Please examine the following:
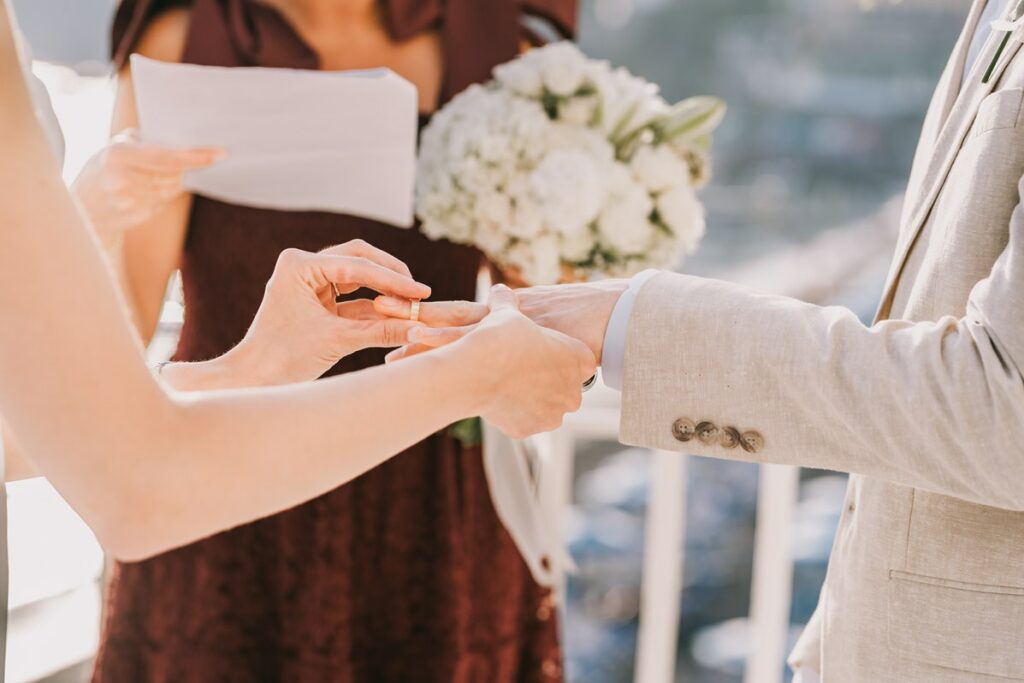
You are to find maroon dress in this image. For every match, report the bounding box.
[92,1,577,681]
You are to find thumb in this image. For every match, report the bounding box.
[488,284,519,312]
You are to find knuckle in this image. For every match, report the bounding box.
[276,247,304,269]
[379,324,404,347]
[570,392,583,412]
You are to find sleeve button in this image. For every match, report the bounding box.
[672,418,696,442]
[740,431,765,454]
[719,426,741,449]
[696,421,719,444]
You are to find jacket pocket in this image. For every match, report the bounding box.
[887,570,1024,680]
[972,88,1024,138]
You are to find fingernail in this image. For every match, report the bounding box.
[416,283,432,297]
[406,326,424,343]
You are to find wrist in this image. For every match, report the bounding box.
[436,335,501,419]
[160,343,279,392]
[216,340,283,388]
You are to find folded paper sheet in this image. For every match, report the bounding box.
[131,55,418,226]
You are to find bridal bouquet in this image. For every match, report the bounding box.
[416,42,725,285]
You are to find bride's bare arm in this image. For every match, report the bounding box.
[0,9,594,561]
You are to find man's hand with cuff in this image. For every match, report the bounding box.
[377,270,657,392]
[515,270,658,390]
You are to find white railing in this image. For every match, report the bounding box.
[543,388,799,683]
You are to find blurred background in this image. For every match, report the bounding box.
[8,0,966,681]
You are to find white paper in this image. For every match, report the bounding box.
[131,55,418,227]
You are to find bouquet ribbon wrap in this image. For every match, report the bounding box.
[482,421,576,588]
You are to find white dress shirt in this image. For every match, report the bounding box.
[599,2,1005,680]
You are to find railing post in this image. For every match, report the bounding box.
[634,450,688,683]
[744,464,800,683]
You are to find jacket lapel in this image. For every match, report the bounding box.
[875,0,1022,320]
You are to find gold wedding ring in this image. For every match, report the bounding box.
[409,299,421,322]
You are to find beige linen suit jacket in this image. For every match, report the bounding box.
[618,1,1024,680]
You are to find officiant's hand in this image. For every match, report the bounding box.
[221,241,432,387]
[71,128,225,236]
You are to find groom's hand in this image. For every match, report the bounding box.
[514,280,629,362]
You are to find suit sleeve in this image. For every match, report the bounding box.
[619,175,1024,511]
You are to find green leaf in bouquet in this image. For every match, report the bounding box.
[609,99,644,147]
[449,417,483,447]
[653,96,726,146]
[541,92,561,119]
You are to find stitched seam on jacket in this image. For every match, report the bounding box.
[889,569,1024,595]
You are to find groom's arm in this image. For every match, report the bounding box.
[614,193,1024,511]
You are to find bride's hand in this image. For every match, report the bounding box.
[221,241,432,387]
[382,285,596,439]
[71,129,224,238]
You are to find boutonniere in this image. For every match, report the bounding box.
[984,0,1024,83]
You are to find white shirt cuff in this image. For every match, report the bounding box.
[792,669,821,683]
[600,269,660,391]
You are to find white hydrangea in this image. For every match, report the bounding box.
[507,235,563,286]
[560,228,597,262]
[598,177,655,255]
[529,149,607,237]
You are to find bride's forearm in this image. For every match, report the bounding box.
[121,347,481,560]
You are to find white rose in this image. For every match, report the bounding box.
[494,59,544,97]
[539,42,588,97]
[597,179,655,255]
[529,149,606,237]
[630,145,690,193]
[656,183,706,252]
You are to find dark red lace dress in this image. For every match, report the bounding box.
[92,1,577,681]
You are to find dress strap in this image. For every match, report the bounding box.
[384,0,579,101]
[439,0,521,101]
[111,0,190,70]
